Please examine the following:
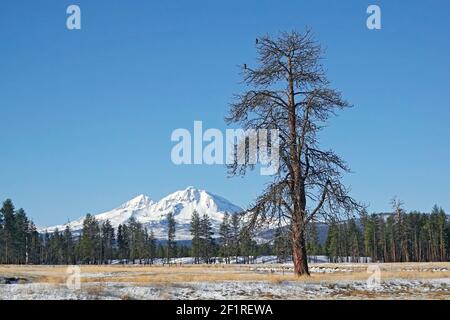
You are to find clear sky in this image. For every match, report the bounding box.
[1,0,449,227]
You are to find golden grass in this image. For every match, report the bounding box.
[1,262,450,285]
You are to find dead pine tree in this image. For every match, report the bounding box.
[226,30,363,276]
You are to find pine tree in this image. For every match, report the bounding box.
[147,229,157,264]
[325,220,339,263]
[28,222,42,264]
[128,217,146,264]
[47,229,64,264]
[346,219,362,263]
[230,214,241,263]
[117,224,130,263]
[361,213,377,262]
[219,212,231,263]
[41,231,50,264]
[240,229,255,264]
[432,205,447,261]
[101,220,115,264]
[385,215,396,262]
[156,243,165,260]
[226,30,362,275]
[306,222,321,262]
[190,210,201,264]
[62,226,75,264]
[14,208,29,264]
[79,214,101,264]
[200,214,214,264]
[274,225,289,263]
[177,244,190,258]
[1,199,16,264]
[166,211,176,264]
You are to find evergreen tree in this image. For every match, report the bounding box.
[177,244,190,258]
[346,219,362,263]
[117,224,130,263]
[147,229,157,264]
[306,222,321,262]
[200,214,214,263]
[190,210,201,264]
[128,217,146,264]
[166,212,176,263]
[218,212,231,263]
[274,225,289,263]
[14,208,29,264]
[1,199,16,264]
[156,243,165,260]
[230,214,241,263]
[362,213,377,262]
[325,220,341,263]
[62,226,75,264]
[101,220,115,264]
[28,222,42,264]
[240,229,256,264]
[432,205,447,261]
[79,214,101,264]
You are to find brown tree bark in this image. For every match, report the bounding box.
[291,218,309,276]
[286,56,310,276]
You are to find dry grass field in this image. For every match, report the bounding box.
[1,262,450,299]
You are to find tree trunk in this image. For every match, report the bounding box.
[292,230,309,276]
[292,226,309,276]
[286,55,309,276]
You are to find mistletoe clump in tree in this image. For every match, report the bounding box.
[226,30,363,276]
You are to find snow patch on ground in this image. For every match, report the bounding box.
[2,278,450,300]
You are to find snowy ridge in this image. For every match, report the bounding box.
[41,187,242,240]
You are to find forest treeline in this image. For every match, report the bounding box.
[0,199,263,264]
[0,198,448,264]
[324,205,449,263]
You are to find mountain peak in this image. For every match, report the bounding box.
[42,188,243,240]
[162,186,204,203]
[184,186,204,193]
[183,185,203,195]
[119,194,153,209]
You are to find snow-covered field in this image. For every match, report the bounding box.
[2,279,450,300]
[1,262,450,300]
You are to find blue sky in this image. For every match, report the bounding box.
[0,0,449,226]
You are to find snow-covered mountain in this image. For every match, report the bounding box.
[41,187,243,240]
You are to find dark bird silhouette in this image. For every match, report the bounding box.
[244,63,247,70]
[255,38,259,44]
